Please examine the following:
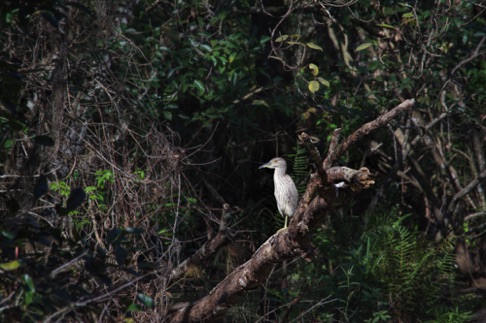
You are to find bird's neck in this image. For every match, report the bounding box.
[274,167,286,178]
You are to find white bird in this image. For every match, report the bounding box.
[259,157,299,228]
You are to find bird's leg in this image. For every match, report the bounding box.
[276,216,289,233]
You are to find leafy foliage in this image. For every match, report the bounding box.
[281,213,472,322]
[0,0,485,321]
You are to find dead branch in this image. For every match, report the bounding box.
[326,99,415,168]
[323,128,342,169]
[448,168,486,217]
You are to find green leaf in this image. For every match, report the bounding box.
[376,23,395,29]
[275,35,288,42]
[402,12,414,18]
[163,110,172,120]
[306,42,323,51]
[22,274,35,292]
[0,260,21,271]
[317,77,330,87]
[199,44,212,52]
[126,303,142,312]
[193,80,205,95]
[308,80,320,93]
[251,100,269,107]
[137,293,154,308]
[308,63,319,76]
[356,43,373,52]
[1,230,15,240]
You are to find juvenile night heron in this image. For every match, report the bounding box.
[259,157,299,228]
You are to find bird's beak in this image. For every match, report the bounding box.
[259,162,269,169]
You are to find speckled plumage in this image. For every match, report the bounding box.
[259,157,299,227]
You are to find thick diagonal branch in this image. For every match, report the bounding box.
[168,167,373,322]
[325,99,415,168]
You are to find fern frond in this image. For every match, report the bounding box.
[289,142,310,194]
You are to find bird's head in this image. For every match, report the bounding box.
[259,157,287,170]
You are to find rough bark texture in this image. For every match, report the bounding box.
[168,99,415,322]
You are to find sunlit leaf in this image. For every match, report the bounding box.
[306,42,323,51]
[317,77,330,87]
[251,100,269,107]
[275,35,289,42]
[308,63,319,76]
[356,43,373,52]
[0,260,21,271]
[376,23,395,29]
[308,80,320,93]
[302,107,317,120]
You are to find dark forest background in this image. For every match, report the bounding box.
[1,0,485,321]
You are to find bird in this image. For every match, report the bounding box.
[259,157,299,228]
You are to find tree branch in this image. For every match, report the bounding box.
[325,99,415,167]
[168,99,414,322]
[448,168,486,217]
[168,167,373,322]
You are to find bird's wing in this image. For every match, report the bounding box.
[283,175,299,216]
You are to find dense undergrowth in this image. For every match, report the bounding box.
[1,0,485,321]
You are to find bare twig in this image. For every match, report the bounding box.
[448,168,486,217]
[439,36,486,95]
